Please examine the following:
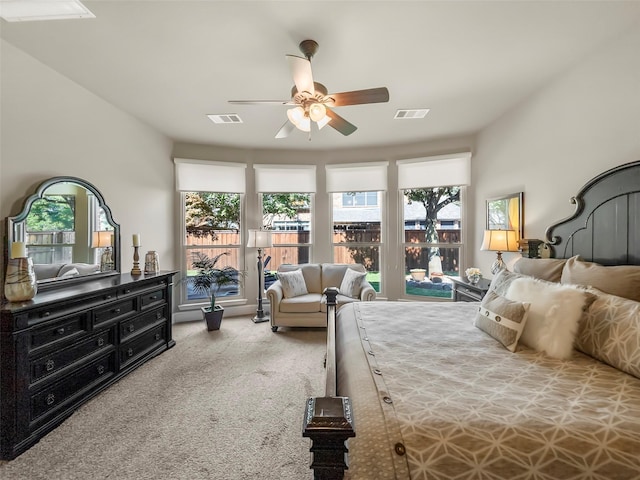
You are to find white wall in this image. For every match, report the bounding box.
[472,25,640,275]
[1,40,176,277]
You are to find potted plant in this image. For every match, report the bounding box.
[190,251,242,331]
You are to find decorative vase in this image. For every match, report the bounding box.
[202,305,224,331]
[467,273,482,285]
[4,257,37,302]
[144,250,160,274]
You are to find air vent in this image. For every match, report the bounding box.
[207,114,243,124]
[394,109,430,120]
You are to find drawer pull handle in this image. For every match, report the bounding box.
[105,294,113,300]
[156,312,162,320]
[97,338,105,347]
[124,289,131,294]
[46,393,55,406]
[154,333,161,341]
[113,308,121,314]
[150,295,158,300]
[127,348,134,357]
[56,327,66,335]
[46,359,55,371]
[43,311,51,317]
[128,324,135,333]
[97,365,105,375]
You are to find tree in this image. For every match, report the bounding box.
[405,187,460,268]
[262,193,310,228]
[185,192,240,238]
[26,195,75,232]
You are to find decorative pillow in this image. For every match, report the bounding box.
[339,268,367,299]
[487,269,526,297]
[505,277,594,359]
[278,269,308,298]
[575,288,640,379]
[474,291,530,352]
[561,256,640,303]
[512,257,566,283]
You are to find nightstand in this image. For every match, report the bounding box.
[449,277,491,302]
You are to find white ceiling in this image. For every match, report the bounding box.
[2,1,640,151]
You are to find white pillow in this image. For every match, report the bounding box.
[339,268,366,299]
[278,269,308,298]
[505,277,592,359]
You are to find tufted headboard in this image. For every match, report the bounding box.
[544,160,640,266]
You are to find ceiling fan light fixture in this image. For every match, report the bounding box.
[308,103,327,122]
[317,116,331,130]
[297,117,311,132]
[287,106,305,126]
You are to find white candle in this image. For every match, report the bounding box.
[11,242,27,259]
[132,234,141,247]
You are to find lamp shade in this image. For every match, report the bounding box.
[92,231,113,248]
[247,229,273,248]
[480,230,518,252]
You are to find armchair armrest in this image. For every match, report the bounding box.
[358,279,376,302]
[267,281,284,305]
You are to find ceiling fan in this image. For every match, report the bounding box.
[228,40,390,139]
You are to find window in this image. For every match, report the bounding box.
[255,164,316,281]
[341,192,378,207]
[26,194,76,264]
[327,162,388,294]
[175,159,247,306]
[398,153,471,300]
[262,193,312,285]
[183,192,242,302]
[332,192,382,292]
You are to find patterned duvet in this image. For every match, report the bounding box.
[335,301,640,480]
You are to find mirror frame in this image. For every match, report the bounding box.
[486,192,524,241]
[6,176,121,291]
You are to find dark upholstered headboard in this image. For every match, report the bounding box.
[544,160,640,266]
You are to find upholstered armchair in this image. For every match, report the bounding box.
[266,263,376,332]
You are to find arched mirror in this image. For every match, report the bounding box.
[6,176,121,291]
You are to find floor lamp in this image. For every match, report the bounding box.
[247,229,273,323]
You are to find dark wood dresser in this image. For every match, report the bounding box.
[0,271,177,460]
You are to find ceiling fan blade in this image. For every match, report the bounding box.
[326,87,389,107]
[286,54,314,95]
[275,121,296,139]
[228,100,294,105]
[325,108,357,136]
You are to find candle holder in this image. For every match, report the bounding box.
[131,246,142,276]
[4,257,37,302]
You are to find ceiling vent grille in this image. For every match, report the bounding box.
[207,114,243,124]
[394,109,430,120]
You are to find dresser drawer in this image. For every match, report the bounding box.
[120,306,166,342]
[30,328,115,385]
[118,278,168,298]
[119,324,166,369]
[30,353,115,422]
[93,298,137,327]
[24,293,114,325]
[30,313,89,352]
[141,289,166,310]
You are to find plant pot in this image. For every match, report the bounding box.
[410,268,426,282]
[202,305,224,331]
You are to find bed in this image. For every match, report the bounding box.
[303,160,640,480]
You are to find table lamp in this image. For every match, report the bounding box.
[481,229,519,274]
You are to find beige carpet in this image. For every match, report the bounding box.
[0,317,326,480]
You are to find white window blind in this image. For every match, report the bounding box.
[254,164,316,193]
[325,162,388,192]
[397,152,471,189]
[174,158,246,193]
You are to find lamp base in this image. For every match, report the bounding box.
[490,252,506,275]
[252,313,269,324]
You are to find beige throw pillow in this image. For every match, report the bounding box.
[512,257,566,283]
[475,291,530,352]
[339,268,366,299]
[561,256,640,303]
[278,269,308,298]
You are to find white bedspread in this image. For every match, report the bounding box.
[336,301,640,480]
